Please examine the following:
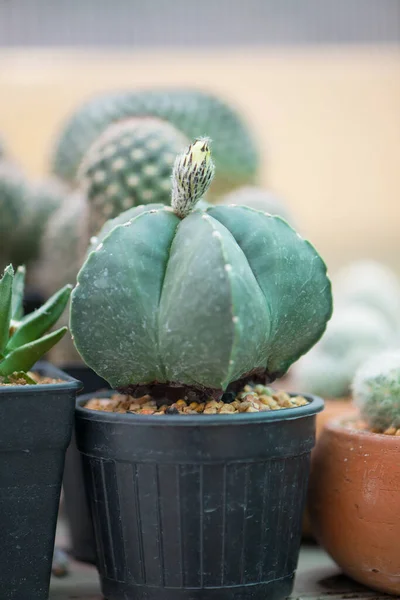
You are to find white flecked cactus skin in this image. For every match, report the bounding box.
[353,350,400,431]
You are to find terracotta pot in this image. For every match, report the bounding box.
[302,398,356,539]
[308,419,400,595]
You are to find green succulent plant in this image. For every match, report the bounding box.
[78,117,188,235]
[51,89,259,197]
[0,265,71,383]
[353,350,400,431]
[70,139,332,397]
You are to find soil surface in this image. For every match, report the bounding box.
[85,383,309,415]
[0,371,64,386]
[345,419,400,436]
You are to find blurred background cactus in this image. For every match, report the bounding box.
[353,350,400,432]
[78,117,188,235]
[51,89,260,198]
[291,261,400,399]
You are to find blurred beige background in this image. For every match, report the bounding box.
[0,46,399,274]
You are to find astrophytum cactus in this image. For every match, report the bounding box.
[353,350,400,431]
[51,89,259,196]
[70,139,332,396]
[0,265,70,383]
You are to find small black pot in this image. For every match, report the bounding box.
[0,362,82,600]
[62,366,110,564]
[76,391,323,600]
[23,288,45,315]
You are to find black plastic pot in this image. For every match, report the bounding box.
[76,391,323,600]
[0,362,82,600]
[62,366,110,564]
[23,288,45,315]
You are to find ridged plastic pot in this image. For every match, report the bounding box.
[76,391,323,600]
[62,366,110,564]
[0,362,82,600]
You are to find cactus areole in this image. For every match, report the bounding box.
[70,139,332,399]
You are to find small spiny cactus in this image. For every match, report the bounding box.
[0,265,70,383]
[352,350,400,431]
[78,118,189,235]
[70,139,332,396]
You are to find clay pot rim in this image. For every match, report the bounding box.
[325,417,400,445]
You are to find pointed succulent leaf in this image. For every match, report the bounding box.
[7,284,72,351]
[0,327,68,377]
[0,265,14,354]
[11,265,26,321]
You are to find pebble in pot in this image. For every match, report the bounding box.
[70,138,332,600]
[309,349,400,595]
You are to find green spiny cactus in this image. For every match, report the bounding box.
[78,117,188,235]
[70,139,332,396]
[219,186,295,226]
[51,89,259,196]
[34,189,88,298]
[334,260,400,331]
[33,190,89,366]
[292,305,394,398]
[0,265,70,383]
[0,163,65,273]
[352,350,400,431]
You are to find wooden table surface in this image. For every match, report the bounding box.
[1,46,400,275]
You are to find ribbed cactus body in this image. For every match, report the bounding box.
[78,118,188,235]
[71,203,332,393]
[353,351,400,430]
[220,186,295,225]
[51,89,259,195]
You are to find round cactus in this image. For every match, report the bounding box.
[78,117,188,235]
[70,140,332,395]
[219,186,295,225]
[292,305,395,398]
[334,260,400,331]
[51,89,259,196]
[353,350,400,431]
[0,162,28,270]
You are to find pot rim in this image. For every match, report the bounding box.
[76,390,324,426]
[324,416,400,443]
[0,360,82,394]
